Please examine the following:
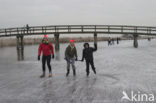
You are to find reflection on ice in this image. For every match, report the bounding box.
[55,51,60,61]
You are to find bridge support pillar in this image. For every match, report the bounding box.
[133,35,138,48]
[54,33,60,60]
[54,33,60,51]
[16,36,24,61]
[94,33,97,46]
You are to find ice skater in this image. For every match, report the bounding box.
[116,37,120,44]
[111,38,115,45]
[38,35,54,78]
[26,24,29,33]
[108,37,112,46]
[65,39,78,76]
[81,43,97,76]
[148,37,151,41]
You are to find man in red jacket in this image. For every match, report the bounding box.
[38,35,54,78]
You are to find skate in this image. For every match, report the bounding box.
[66,69,70,77]
[40,73,45,78]
[66,72,69,77]
[49,72,52,77]
[86,73,89,77]
[93,69,96,74]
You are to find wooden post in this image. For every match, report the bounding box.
[94,33,97,46]
[21,36,24,60]
[54,33,60,60]
[54,33,60,51]
[16,35,24,61]
[16,36,20,61]
[133,34,138,48]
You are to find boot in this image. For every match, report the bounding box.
[66,69,70,77]
[49,72,52,77]
[86,72,89,77]
[93,69,96,74]
[73,69,76,76]
[40,72,45,78]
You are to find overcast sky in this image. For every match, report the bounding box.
[0,0,156,28]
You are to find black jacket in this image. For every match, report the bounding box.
[82,44,97,61]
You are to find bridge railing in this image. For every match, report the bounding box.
[0,25,156,37]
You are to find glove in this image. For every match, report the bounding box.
[65,56,68,60]
[52,54,54,59]
[38,55,40,61]
[75,57,78,61]
[94,43,97,48]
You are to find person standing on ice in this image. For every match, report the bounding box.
[81,43,97,76]
[38,35,54,78]
[65,40,78,76]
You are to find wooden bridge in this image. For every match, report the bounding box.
[1,25,156,37]
[0,25,156,60]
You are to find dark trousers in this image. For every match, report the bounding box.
[86,59,96,75]
[42,55,51,73]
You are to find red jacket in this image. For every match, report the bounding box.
[38,43,54,56]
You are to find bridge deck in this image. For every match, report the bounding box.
[0,25,156,37]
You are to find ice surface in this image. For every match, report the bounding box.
[0,39,156,103]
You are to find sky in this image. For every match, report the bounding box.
[0,0,156,28]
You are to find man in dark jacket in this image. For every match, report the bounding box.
[81,43,97,76]
[38,35,54,78]
[65,40,78,76]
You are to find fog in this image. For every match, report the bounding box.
[0,0,156,28]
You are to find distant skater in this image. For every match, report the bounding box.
[148,37,151,41]
[111,38,115,45]
[38,35,54,78]
[65,40,78,76]
[108,37,111,46]
[26,24,29,33]
[81,43,97,76]
[117,37,119,44]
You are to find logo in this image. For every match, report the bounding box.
[121,91,155,102]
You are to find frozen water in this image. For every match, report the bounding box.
[0,39,156,103]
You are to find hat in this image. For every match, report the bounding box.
[70,39,74,43]
[43,35,48,39]
[84,42,89,47]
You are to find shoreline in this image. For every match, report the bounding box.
[0,36,154,47]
